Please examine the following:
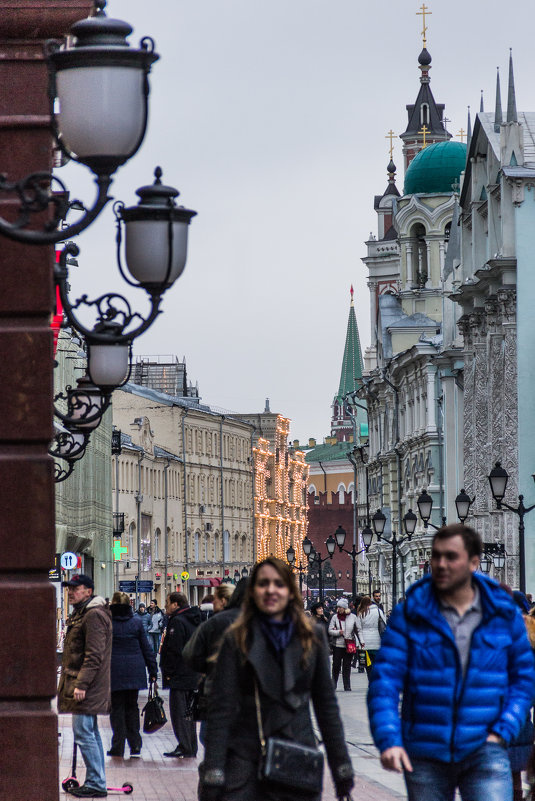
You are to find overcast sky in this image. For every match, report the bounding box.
[65,0,535,444]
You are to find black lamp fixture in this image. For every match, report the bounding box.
[325,533,336,557]
[480,543,506,573]
[0,1,159,245]
[49,169,196,481]
[455,489,474,523]
[241,567,249,578]
[286,545,296,565]
[487,461,535,593]
[403,508,418,536]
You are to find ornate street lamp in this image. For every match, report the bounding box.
[488,461,534,593]
[0,1,160,245]
[455,489,474,523]
[403,509,418,536]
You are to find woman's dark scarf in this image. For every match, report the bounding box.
[258,613,295,655]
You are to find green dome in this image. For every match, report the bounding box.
[404,141,467,195]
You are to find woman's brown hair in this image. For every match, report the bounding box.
[230,557,317,663]
[357,596,372,617]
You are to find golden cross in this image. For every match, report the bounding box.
[456,128,466,142]
[419,125,429,147]
[416,4,432,48]
[385,129,396,160]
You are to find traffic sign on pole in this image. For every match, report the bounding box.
[60,552,77,570]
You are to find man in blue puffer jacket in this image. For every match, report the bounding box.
[368,523,534,801]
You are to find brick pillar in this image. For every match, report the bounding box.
[0,4,92,799]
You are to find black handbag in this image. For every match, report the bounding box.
[141,680,167,733]
[254,681,324,794]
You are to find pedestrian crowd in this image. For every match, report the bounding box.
[57,522,535,800]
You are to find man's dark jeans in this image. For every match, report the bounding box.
[404,742,512,801]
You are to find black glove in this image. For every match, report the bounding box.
[198,784,223,801]
[335,775,354,799]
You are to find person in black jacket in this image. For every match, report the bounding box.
[198,557,354,801]
[107,592,157,758]
[183,579,248,744]
[160,591,202,758]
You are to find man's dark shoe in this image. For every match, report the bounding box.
[163,746,185,757]
[177,752,196,758]
[106,749,123,757]
[129,749,141,758]
[69,785,107,798]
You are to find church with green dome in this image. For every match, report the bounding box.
[404,140,467,195]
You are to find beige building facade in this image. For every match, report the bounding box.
[112,384,255,605]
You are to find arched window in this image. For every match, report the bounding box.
[223,530,230,562]
[128,522,135,559]
[420,103,429,126]
[194,531,200,561]
[337,483,346,504]
[154,528,161,562]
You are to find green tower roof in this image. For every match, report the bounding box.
[404,140,467,195]
[336,287,364,402]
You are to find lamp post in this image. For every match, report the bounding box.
[488,461,534,593]
[329,524,373,599]
[286,545,306,594]
[303,536,331,602]
[416,489,447,531]
[0,1,172,794]
[479,543,507,575]
[370,508,415,605]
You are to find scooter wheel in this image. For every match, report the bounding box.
[62,778,80,791]
[122,784,134,794]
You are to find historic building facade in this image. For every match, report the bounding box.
[112,383,255,605]
[357,39,466,609]
[452,54,535,590]
[236,403,309,565]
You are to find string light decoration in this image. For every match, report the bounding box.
[251,419,309,563]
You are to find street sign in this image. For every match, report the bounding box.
[181,571,190,581]
[60,552,77,570]
[113,540,128,561]
[118,580,154,593]
[49,553,61,582]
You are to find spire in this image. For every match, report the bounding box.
[336,289,364,402]
[494,67,502,133]
[466,105,472,152]
[480,90,484,113]
[507,48,518,123]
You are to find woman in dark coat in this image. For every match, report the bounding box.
[198,557,354,801]
[107,592,158,758]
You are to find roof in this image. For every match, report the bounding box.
[305,441,354,464]
[404,141,467,195]
[336,296,364,401]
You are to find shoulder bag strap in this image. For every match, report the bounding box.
[254,680,267,757]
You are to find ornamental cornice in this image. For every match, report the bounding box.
[396,193,456,234]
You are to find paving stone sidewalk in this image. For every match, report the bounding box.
[58,668,406,801]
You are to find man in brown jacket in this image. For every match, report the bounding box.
[58,574,112,798]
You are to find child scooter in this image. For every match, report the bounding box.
[62,742,133,795]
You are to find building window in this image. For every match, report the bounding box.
[141,513,151,571]
[223,530,230,562]
[154,527,161,562]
